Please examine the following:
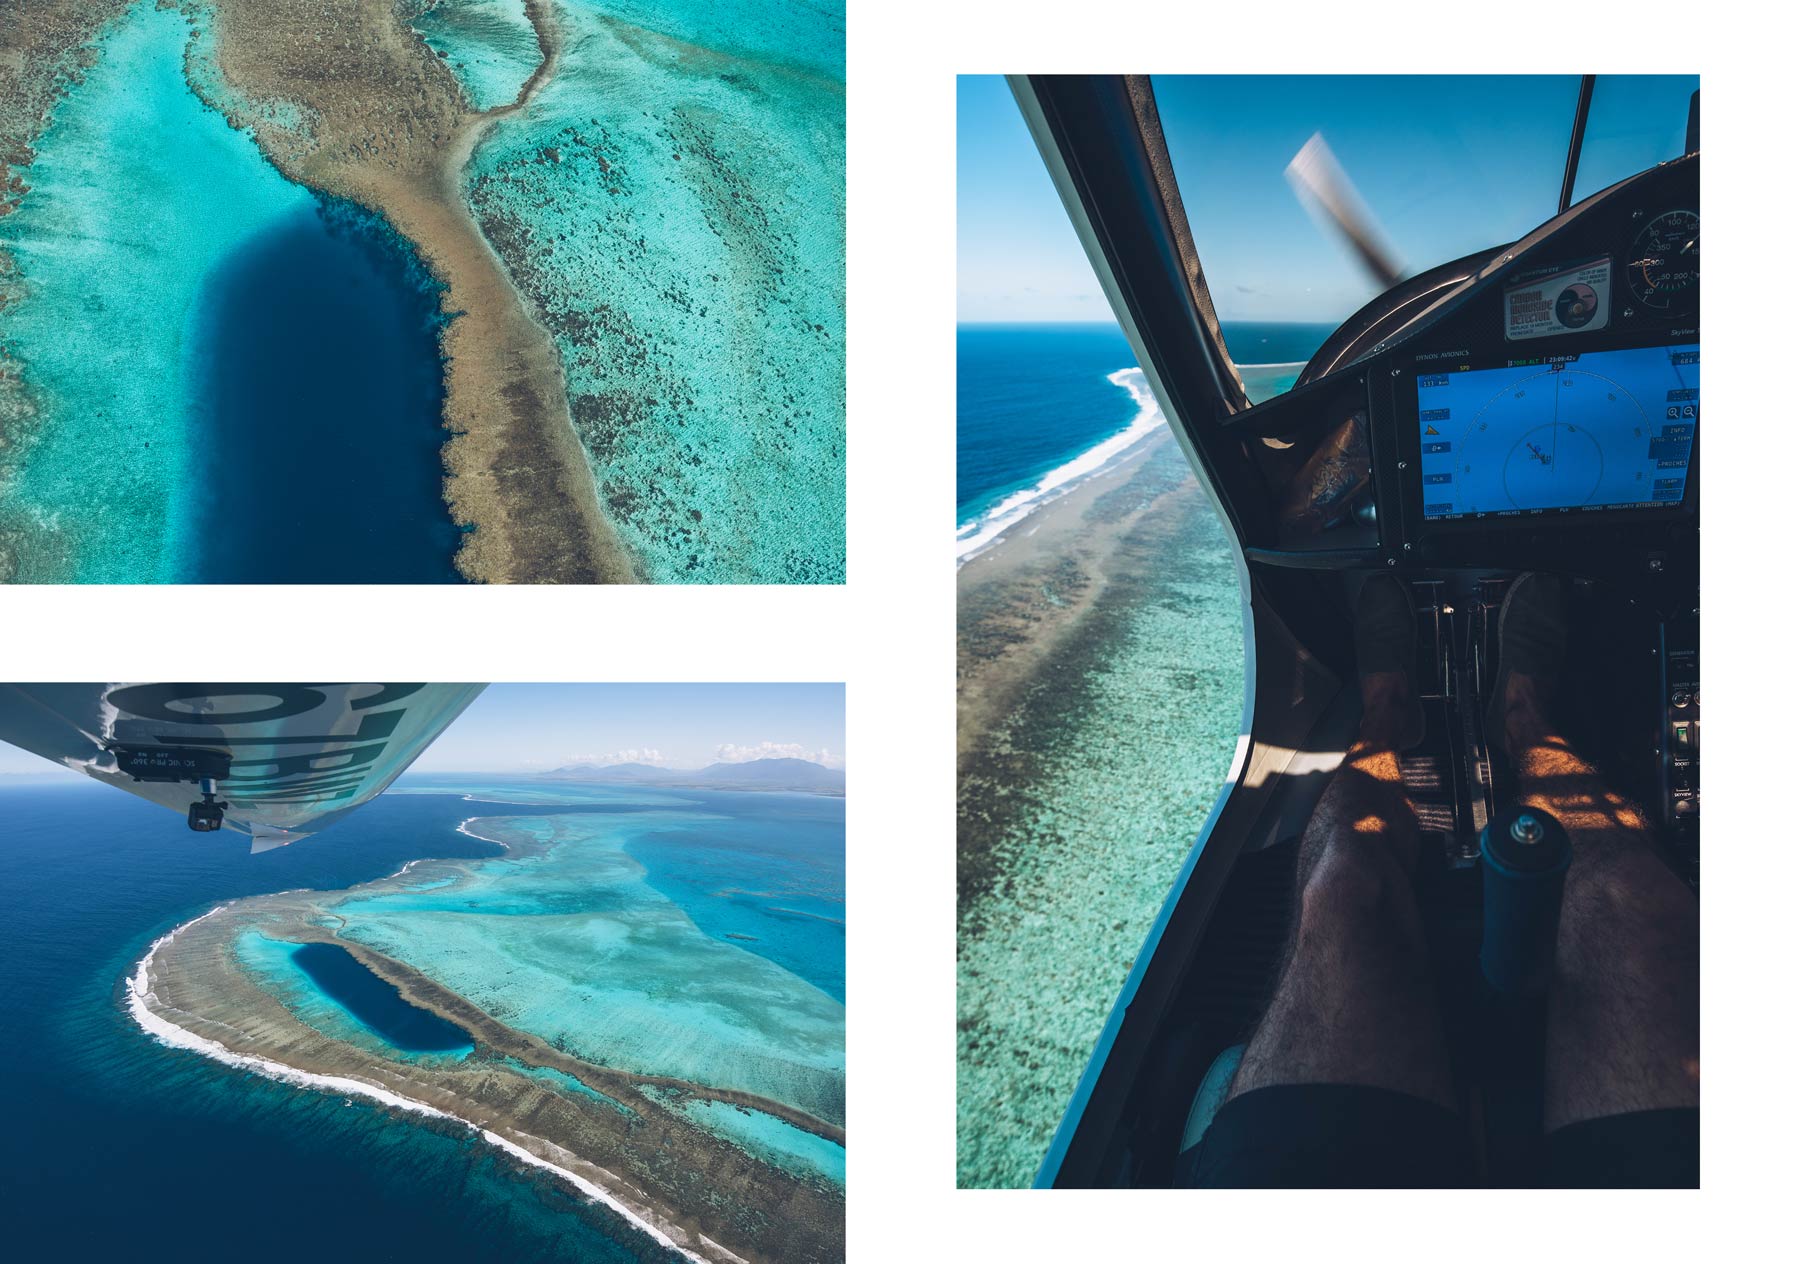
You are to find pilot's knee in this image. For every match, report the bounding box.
[1563,845,1696,953]
[1300,839,1399,928]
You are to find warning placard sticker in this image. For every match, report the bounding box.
[1503,257,1612,342]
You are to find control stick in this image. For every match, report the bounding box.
[1479,806,1572,995]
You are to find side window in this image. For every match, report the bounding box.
[956,74,1249,1188]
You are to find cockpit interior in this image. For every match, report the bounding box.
[1013,74,1698,1188]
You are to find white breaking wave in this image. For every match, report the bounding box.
[126,909,702,1262]
[457,817,514,857]
[955,366,1166,567]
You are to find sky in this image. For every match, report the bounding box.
[415,683,845,772]
[0,683,847,778]
[958,74,1698,327]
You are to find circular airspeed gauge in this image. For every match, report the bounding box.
[1627,209,1699,310]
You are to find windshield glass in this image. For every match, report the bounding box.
[1568,75,1699,204]
[1150,74,1697,397]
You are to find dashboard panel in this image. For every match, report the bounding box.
[1382,169,1699,565]
[1345,154,1695,585]
[1228,152,1697,593]
[1377,155,1698,553]
[1398,340,1697,523]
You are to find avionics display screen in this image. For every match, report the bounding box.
[1416,343,1697,520]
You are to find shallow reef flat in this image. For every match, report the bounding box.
[1,1,469,581]
[332,811,846,1125]
[0,2,131,229]
[0,1,315,581]
[180,0,636,583]
[412,0,544,112]
[139,804,845,1262]
[0,0,629,582]
[463,0,846,582]
[0,0,533,581]
[648,1088,845,1189]
[1,0,844,583]
[956,429,1247,1187]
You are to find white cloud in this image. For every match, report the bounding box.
[597,749,669,767]
[713,741,843,769]
[567,748,669,766]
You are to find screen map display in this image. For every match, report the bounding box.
[1416,343,1697,520]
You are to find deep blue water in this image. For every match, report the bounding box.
[956,323,1140,524]
[179,196,465,583]
[623,791,847,1003]
[291,942,474,1052]
[0,780,680,1263]
[1221,321,1341,367]
[955,321,1337,527]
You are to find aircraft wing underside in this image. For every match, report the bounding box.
[0,683,484,849]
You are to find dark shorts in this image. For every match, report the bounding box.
[1174,1084,1698,1188]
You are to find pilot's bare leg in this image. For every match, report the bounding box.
[1501,672,1700,1129]
[1228,666,1456,1110]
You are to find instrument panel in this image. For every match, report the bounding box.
[1627,209,1700,311]
[1373,155,1699,569]
[1407,341,1697,522]
[1230,153,1698,588]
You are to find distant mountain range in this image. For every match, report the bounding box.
[545,761,675,781]
[542,757,845,794]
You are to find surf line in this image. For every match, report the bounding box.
[126,909,704,1263]
[955,366,1167,567]
[457,815,516,849]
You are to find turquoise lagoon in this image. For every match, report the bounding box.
[412,0,543,112]
[235,930,476,1060]
[0,0,308,581]
[0,0,459,582]
[646,1088,846,1188]
[460,0,847,582]
[510,1057,638,1116]
[0,0,846,584]
[322,783,846,1131]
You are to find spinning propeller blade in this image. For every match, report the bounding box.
[1285,132,1405,290]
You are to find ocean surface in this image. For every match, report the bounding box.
[290,941,476,1052]
[327,793,846,1125]
[177,198,463,582]
[956,320,1272,1186]
[956,432,1249,1188]
[955,321,1335,562]
[0,773,841,1259]
[0,1,461,583]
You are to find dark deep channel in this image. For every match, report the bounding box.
[289,942,473,1052]
[180,196,465,582]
